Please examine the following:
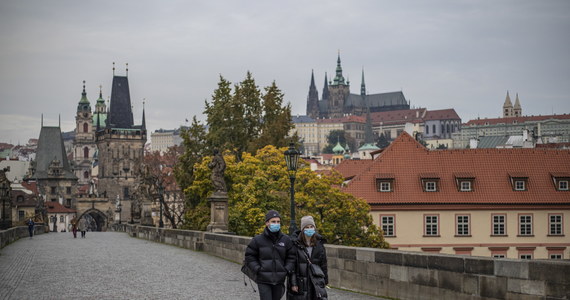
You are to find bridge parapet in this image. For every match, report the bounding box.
[121,225,570,300]
[0,224,47,249]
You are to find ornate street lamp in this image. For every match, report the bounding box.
[284,142,300,235]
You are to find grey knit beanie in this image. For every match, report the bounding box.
[300,215,315,229]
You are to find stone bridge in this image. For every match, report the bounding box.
[1,225,569,299]
[0,227,377,300]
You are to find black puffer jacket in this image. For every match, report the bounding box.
[245,227,296,285]
[288,232,328,299]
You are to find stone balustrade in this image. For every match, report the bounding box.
[123,224,570,299]
[0,224,47,248]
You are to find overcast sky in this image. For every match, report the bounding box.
[1,0,569,144]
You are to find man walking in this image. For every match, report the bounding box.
[244,210,296,300]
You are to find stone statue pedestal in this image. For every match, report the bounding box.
[141,202,154,226]
[207,192,228,232]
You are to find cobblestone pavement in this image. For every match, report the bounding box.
[0,232,381,300]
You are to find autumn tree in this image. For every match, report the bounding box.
[141,146,186,228]
[184,145,389,248]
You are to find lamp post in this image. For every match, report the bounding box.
[284,142,300,236]
[158,183,164,228]
[0,180,7,230]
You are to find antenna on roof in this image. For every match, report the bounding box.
[113,62,115,76]
[126,63,128,77]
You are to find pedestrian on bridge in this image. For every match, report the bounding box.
[78,217,87,238]
[26,218,34,238]
[287,215,328,300]
[245,210,296,300]
[70,216,78,238]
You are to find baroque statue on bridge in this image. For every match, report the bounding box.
[208,149,226,194]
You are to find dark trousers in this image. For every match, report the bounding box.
[81,231,86,238]
[257,283,285,300]
[28,227,33,237]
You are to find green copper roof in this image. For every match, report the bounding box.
[79,81,90,104]
[333,141,345,154]
[358,143,380,151]
[92,113,107,127]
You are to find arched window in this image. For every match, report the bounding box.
[83,171,89,179]
[83,122,89,133]
[432,125,436,134]
[447,124,450,134]
[83,147,89,158]
[426,125,429,135]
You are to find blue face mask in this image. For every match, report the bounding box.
[304,228,315,237]
[268,223,281,233]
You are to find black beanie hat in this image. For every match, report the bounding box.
[265,210,281,222]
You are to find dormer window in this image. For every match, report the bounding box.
[454,173,475,192]
[509,172,528,191]
[420,173,440,192]
[551,173,570,191]
[376,173,395,192]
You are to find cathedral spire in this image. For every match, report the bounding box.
[322,72,330,101]
[360,68,366,96]
[142,99,146,131]
[310,69,316,89]
[332,52,346,85]
[79,80,89,104]
[503,90,513,118]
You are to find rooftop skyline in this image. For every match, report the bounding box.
[1,0,569,144]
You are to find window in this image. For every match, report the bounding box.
[489,247,508,258]
[432,125,436,134]
[381,215,395,237]
[83,171,89,179]
[50,186,56,194]
[425,181,437,191]
[460,181,472,191]
[426,125,429,135]
[492,214,506,235]
[66,187,71,194]
[559,180,569,190]
[549,214,563,235]
[380,182,391,191]
[66,199,71,207]
[456,215,470,236]
[83,122,89,133]
[59,216,64,223]
[425,215,439,236]
[548,247,565,259]
[17,195,24,202]
[550,254,562,259]
[84,147,89,158]
[123,187,129,199]
[18,210,25,221]
[375,174,394,192]
[520,254,532,259]
[493,254,506,258]
[519,214,533,236]
[514,180,525,191]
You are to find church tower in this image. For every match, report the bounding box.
[328,53,350,118]
[503,91,513,118]
[306,70,320,119]
[513,93,522,117]
[73,81,97,184]
[96,64,147,223]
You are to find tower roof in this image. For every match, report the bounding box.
[333,141,345,154]
[108,75,134,129]
[332,52,346,86]
[78,80,90,105]
[33,126,76,180]
[503,91,513,108]
[514,93,521,109]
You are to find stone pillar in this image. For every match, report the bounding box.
[207,192,228,232]
[141,202,154,226]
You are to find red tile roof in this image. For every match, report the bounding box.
[343,132,570,205]
[45,201,76,213]
[465,113,570,126]
[317,115,365,124]
[423,109,460,121]
[334,159,374,180]
[369,109,425,126]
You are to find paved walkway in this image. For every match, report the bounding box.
[0,232,381,300]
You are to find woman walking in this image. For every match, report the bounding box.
[78,217,87,238]
[288,216,328,300]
